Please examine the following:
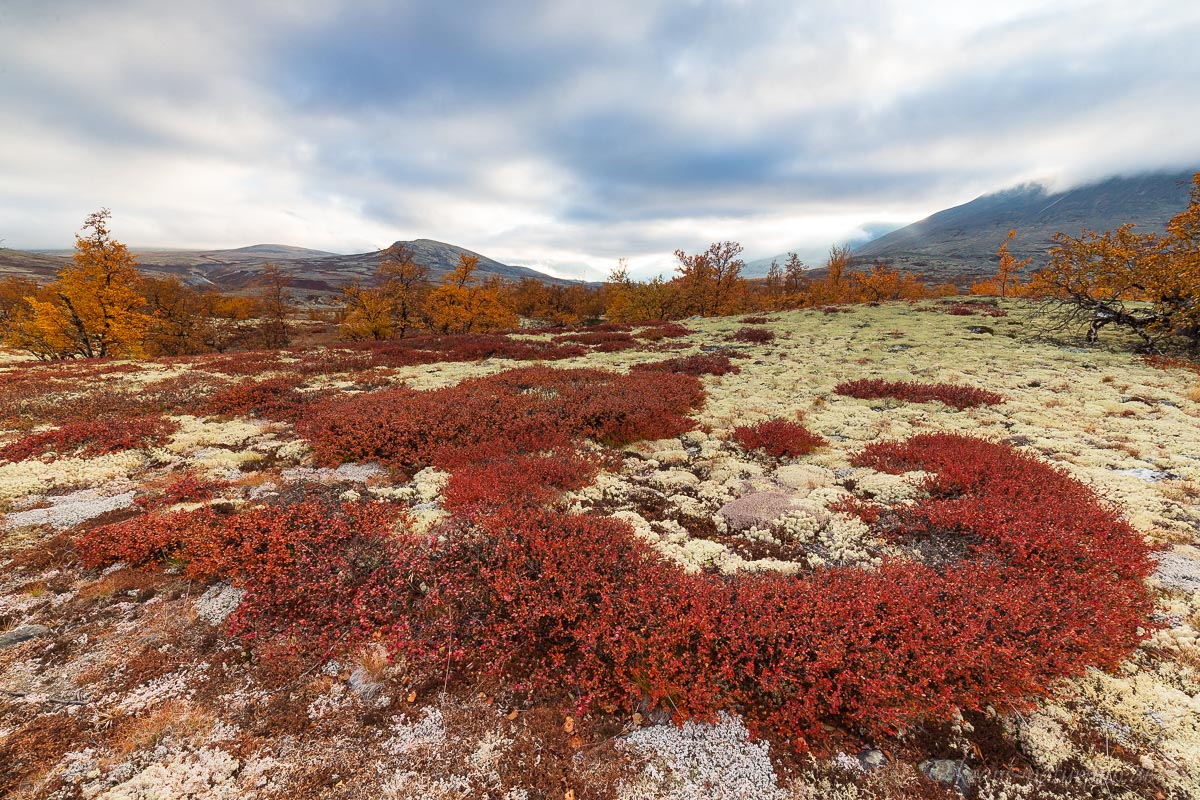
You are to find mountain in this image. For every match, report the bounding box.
[850,169,1198,282]
[743,222,906,278]
[7,239,578,298]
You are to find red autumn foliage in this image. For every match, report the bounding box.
[835,378,1003,409]
[297,366,704,476]
[731,418,825,458]
[927,301,1008,318]
[135,472,228,510]
[381,434,1153,747]
[635,322,692,340]
[76,433,1153,752]
[203,376,311,420]
[730,327,776,344]
[358,334,587,368]
[632,353,741,377]
[0,416,179,463]
[442,449,599,513]
[77,500,408,656]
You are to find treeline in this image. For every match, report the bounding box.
[1,211,964,360]
[1,211,296,360]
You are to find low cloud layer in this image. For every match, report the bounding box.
[2,0,1198,278]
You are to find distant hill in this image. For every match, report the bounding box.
[6,239,578,298]
[850,169,1198,283]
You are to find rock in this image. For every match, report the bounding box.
[858,749,886,771]
[0,624,50,650]
[194,584,245,626]
[919,759,973,794]
[967,325,994,335]
[1155,551,1200,593]
[1114,467,1169,482]
[718,492,799,532]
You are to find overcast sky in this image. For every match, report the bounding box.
[1,0,1198,279]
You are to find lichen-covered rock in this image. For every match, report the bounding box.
[718,491,801,532]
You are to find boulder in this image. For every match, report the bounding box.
[0,624,50,650]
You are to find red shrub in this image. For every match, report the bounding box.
[195,351,288,376]
[731,418,825,458]
[203,376,310,420]
[75,433,1152,751]
[741,316,776,324]
[636,322,692,340]
[632,353,740,377]
[731,327,776,344]
[297,366,705,476]
[0,416,179,463]
[135,473,228,510]
[940,301,1008,318]
[75,507,218,570]
[76,498,409,656]
[382,433,1154,748]
[442,449,598,512]
[835,378,1003,409]
[358,334,587,368]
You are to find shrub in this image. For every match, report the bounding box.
[75,434,1153,752]
[297,366,705,476]
[203,376,310,420]
[730,327,775,344]
[632,353,740,377]
[731,418,825,458]
[636,322,692,340]
[76,499,409,656]
[135,473,228,510]
[0,415,179,463]
[382,435,1153,748]
[442,449,598,512]
[835,378,1003,409]
[357,334,587,368]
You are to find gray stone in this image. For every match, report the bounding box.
[0,624,50,650]
[858,749,886,771]
[919,759,974,794]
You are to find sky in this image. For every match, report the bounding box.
[1,0,1198,280]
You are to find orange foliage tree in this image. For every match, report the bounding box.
[1032,172,1200,351]
[425,254,518,334]
[674,241,747,316]
[9,209,150,359]
[970,230,1033,297]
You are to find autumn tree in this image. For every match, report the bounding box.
[605,262,683,323]
[424,254,517,334]
[674,241,747,316]
[140,275,215,356]
[12,209,150,359]
[338,280,394,340]
[1032,173,1200,351]
[970,229,1033,297]
[377,243,429,337]
[799,245,851,305]
[851,263,929,302]
[253,262,292,348]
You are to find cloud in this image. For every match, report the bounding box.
[1,0,1197,279]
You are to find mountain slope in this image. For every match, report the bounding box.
[851,169,1197,281]
[6,239,578,297]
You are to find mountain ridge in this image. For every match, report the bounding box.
[2,238,584,297]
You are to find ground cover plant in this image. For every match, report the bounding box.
[1,299,1198,799]
[835,377,1004,409]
